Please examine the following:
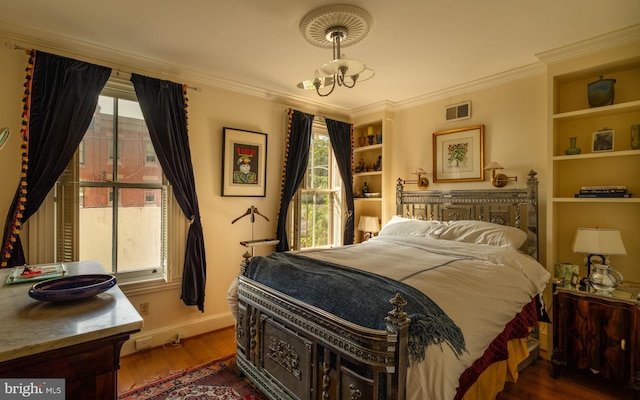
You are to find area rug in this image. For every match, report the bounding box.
[118,354,268,400]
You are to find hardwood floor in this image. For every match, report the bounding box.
[497,353,634,400]
[118,327,237,393]
[119,327,635,399]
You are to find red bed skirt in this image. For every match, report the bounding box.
[455,298,538,400]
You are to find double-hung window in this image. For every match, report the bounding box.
[290,121,343,250]
[55,78,184,285]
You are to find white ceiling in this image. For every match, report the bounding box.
[1,0,639,112]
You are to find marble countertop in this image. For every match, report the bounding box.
[0,260,144,362]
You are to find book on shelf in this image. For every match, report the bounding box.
[579,189,628,194]
[574,193,633,198]
[580,185,627,191]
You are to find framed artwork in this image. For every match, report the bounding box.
[433,125,484,183]
[592,128,614,152]
[222,127,267,197]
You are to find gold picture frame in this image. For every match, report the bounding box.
[433,125,484,183]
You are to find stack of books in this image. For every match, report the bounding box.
[575,185,632,198]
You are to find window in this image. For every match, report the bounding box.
[290,121,343,250]
[54,78,185,286]
[145,142,157,163]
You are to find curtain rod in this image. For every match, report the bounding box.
[281,107,349,124]
[5,41,29,52]
[5,41,200,92]
[112,70,200,92]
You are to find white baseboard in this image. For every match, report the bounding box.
[121,312,235,356]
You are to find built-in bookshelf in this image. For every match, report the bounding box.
[351,111,393,243]
[545,45,640,284]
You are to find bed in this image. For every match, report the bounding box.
[234,170,549,400]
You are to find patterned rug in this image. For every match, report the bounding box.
[118,354,268,400]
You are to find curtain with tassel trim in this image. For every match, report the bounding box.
[130,73,207,312]
[325,118,355,245]
[1,51,111,267]
[275,109,314,252]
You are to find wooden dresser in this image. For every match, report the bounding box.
[0,261,143,399]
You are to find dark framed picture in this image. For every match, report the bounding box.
[592,128,614,152]
[433,125,484,183]
[222,127,267,197]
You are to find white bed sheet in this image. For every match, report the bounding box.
[296,235,550,400]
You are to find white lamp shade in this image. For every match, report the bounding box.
[572,228,627,255]
[358,216,380,233]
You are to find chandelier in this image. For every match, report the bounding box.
[297,5,374,97]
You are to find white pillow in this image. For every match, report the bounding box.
[437,220,527,249]
[378,217,445,238]
[382,215,413,226]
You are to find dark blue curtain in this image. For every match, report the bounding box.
[275,110,314,252]
[1,51,111,267]
[131,73,207,312]
[325,118,355,245]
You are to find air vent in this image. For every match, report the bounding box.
[445,102,471,121]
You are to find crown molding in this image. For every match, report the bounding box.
[349,100,398,119]
[393,62,546,111]
[536,24,640,65]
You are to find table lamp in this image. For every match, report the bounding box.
[358,216,380,241]
[571,228,627,278]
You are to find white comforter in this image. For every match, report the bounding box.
[296,235,550,400]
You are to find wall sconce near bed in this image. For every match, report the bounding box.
[403,168,430,189]
[358,216,380,241]
[484,162,517,187]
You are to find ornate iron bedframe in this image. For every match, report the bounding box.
[397,169,539,259]
[236,170,539,400]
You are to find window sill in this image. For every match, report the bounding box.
[119,277,181,297]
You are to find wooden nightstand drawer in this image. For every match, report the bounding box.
[551,288,640,390]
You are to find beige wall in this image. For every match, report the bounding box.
[0,46,27,227]
[0,31,549,354]
[390,74,548,246]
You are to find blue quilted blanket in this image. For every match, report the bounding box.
[244,251,466,362]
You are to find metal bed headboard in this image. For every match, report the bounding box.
[396,170,539,260]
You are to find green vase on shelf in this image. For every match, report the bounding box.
[565,137,581,155]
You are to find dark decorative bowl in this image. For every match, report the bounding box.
[587,75,616,107]
[28,274,117,302]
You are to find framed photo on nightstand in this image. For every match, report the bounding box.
[555,262,579,288]
[570,272,580,288]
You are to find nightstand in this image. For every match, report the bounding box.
[551,285,640,394]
